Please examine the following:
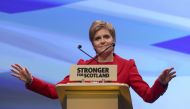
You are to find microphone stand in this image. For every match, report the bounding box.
[78,45,98,62]
[87,43,115,64]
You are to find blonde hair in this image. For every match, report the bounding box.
[89,20,116,43]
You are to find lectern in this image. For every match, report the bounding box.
[56,83,133,109]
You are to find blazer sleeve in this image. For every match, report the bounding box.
[26,76,58,99]
[128,59,168,103]
[26,59,85,99]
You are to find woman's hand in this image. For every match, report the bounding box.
[11,64,33,84]
[158,67,176,85]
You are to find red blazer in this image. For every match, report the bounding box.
[26,53,167,103]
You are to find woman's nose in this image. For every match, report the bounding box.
[100,38,106,44]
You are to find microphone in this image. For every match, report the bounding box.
[87,43,115,64]
[77,45,98,62]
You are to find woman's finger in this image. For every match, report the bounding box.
[169,71,176,77]
[163,67,174,77]
[11,64,22,71]
[15,64,23,70]
[168,75,176,82]
[11,73,21,79]
[167,67,174,73]
[25,68,30,76]
[10,69,20,75]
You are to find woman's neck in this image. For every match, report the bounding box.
[97,52,114,62]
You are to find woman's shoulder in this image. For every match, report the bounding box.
[76,58,93,65]
[114,53,135,65]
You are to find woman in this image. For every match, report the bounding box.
[11,20,176,103]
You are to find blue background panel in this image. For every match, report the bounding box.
[0,0,190,109]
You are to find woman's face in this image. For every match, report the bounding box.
[92,29,114,54]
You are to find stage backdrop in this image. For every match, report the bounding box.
[0,0,190,109]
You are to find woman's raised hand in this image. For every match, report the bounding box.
[158,67,176,85]
[11,64,33,84]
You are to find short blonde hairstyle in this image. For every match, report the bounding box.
[89,20,116,43]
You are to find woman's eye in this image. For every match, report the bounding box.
[94,37,101,41]
[104,35,110,39]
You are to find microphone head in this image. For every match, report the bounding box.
[78,45,82,49]
[112,43,115,47]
